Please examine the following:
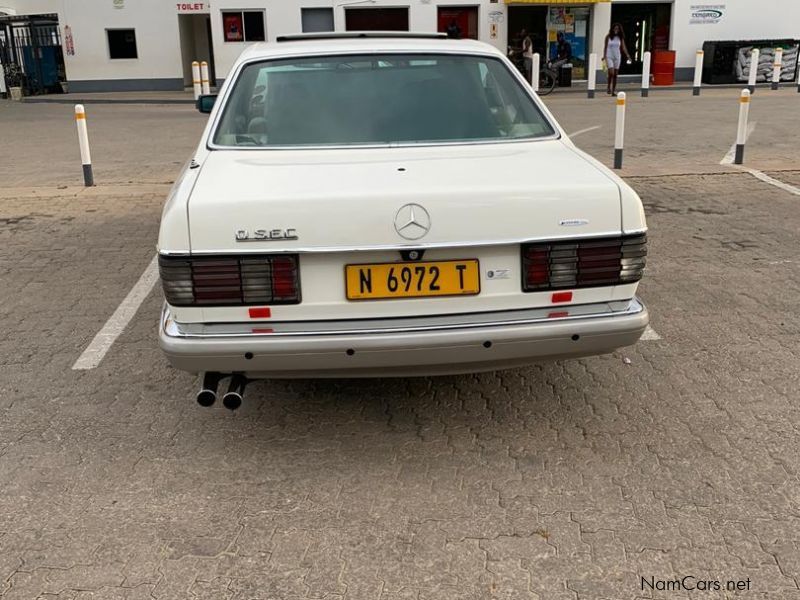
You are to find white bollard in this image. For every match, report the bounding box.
[693,49,704,95]
[200,61,210,95]
[747,48,759,93]
[531,53,540,92]
[614,92,626,169]
[0,63,6,96]
[191,61,201,100]
[771,47,782,90]
[734,89,750,165]
[74,104,94,186]
[587,52,597,98]
[641,51,651,97]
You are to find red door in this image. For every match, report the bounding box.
[437,6,478,40]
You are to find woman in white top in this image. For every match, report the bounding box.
[603,22,631,96]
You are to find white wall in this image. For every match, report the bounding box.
[3,0,59,15]
[59,0,183,83]
[211,0,509,80]
[673,0,800,68]
[609,0,800,70]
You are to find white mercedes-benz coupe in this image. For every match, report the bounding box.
[157,32,649,408]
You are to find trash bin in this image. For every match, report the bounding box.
[558,63,573,87]
[652,50,676,86]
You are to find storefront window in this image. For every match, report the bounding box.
[107,28,137,59]
[547,6,590,79]
[222,10,265,43]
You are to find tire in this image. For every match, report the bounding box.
[538,70,557,96]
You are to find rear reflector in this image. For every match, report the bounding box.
[522,234,646,292]
[248,307,272,319]
[159,254,301,306]
[551,291,573,303]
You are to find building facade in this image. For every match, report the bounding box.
[1,0,798,92]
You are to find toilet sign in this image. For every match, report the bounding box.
[176,2,209,12]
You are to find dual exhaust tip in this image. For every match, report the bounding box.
[197,372,247,410]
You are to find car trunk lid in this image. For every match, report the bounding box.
[187,140,621,252]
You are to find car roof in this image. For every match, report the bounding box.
[236,33,505,63]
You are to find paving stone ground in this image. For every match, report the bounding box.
[1,98,799,599]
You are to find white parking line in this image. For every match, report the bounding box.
[568,125,601,138]
[720,121,756,165]
[719,120,800,195]
[641,325,662,341]
[72,255,159,370]
[731,165,800,196]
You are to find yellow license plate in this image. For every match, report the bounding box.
[345,259,480,300]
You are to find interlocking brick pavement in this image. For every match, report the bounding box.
[1,170,799,598]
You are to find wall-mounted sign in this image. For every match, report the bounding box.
[112,0,124,9]
[689,4,725,25]
[488,11,503,24]
[64,24,75,55]
[176,2,208,12]
[223,13,243,42]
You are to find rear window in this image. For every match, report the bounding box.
[212,53,556,147]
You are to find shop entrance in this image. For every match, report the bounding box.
[178,13,215,89]
[345,8,409,31]
[610,2,672,75]
[437,6,479,40]
[507,5,591,80]
[508,6,548,57]
[546,6,590,79]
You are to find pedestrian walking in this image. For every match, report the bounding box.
[603,23,631,96]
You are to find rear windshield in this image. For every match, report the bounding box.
[212,53,556,147]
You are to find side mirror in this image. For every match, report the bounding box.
[196,94,217,114]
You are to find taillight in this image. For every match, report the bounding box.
[522,234,646,292]
[159,254,301,306]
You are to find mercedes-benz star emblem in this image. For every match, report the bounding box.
[394,203,431,240]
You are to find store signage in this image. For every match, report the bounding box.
[176,2,209,12]
[64,25,75,55]
[689,4,725,25]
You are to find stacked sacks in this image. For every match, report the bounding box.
[780,45,799,80]
[737,45,799,82]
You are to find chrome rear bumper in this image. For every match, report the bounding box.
[159,298,649,378]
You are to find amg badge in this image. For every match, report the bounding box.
[235,228,298,242]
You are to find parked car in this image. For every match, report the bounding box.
[157,32,649,409]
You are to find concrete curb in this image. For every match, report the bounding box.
[0,183,173,199]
